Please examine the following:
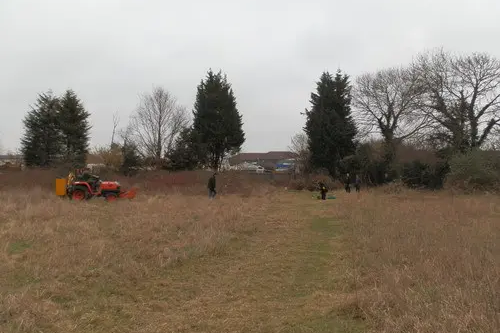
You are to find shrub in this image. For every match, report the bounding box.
[93,144,123,171]
[305,174,340,192]
[343,143,391,186]
[288,179,306,190]
[287,174,341,192]
[445,149,500,193]
[381,179,406,194]
[402,160,449,190]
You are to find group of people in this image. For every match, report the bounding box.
[207,171,361,201]
[344,173,361,193]
[318,173,361,200]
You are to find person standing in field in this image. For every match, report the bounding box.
[319,182,328,200]
[344,173,351,193]
[208,172,217,199]
[355,175,361,193]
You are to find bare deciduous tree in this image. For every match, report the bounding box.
[413,49,500,152]
[352,66,428,162]
[129,86,189,165]
[111,112,120,146]
[288,132,310,174]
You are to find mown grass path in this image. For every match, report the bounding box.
[3,192,366,333]
[147,194,366,333]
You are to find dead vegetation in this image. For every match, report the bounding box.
[0,169,290,196]
[1,175,499,332]
[344,189,500,332]
[1,188,274,332]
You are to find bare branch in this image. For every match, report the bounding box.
[129,86,189,166]
[111,112,120,146]
[289,132,308,155]
[118,123,134,146]
[288,132,310,173]
[352,66,428,147]
[413,49,500,150]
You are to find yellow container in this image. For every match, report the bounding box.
[55,178,67,196]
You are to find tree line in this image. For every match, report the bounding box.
[20,69,245,174]
[293,48,500,190]
[19,48,500,189]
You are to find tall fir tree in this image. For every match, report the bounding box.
[304,70,357,177]
[59,89,91,167]
[20,91,63,167]
[192,69,245,170]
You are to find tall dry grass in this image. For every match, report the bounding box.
[0,169,287,195]
[0,188,273,332]
[2,175,499,332]
[342,188,500,333]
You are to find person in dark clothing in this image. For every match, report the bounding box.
[344,173,351,193]
[354,175,361,192]
[319,182,328,200]
[207,172,217,199]
[76,168,100,192]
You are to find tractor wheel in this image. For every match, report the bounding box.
[72,188,87,201]
[105,193,117,202]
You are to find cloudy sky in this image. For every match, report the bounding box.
[1,0,499,154]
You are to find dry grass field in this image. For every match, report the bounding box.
[1,176,499,332]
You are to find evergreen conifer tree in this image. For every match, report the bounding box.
[165,127,201,170]
[192,69,245,170]
[304,70,357,177]
[20,91,63,167]
[59,89,91,167]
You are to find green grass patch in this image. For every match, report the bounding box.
[8,240,31,254]
[284,217,345,297]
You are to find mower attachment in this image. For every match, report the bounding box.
[118,187,137,199]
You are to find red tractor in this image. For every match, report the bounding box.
[65,169,137,201]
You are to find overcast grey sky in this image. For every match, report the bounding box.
[1,0,499,154]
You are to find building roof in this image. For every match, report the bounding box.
[229,151,297,165]
[266,151,297,160]
[232,153,267,161]
[0,154,22,159]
